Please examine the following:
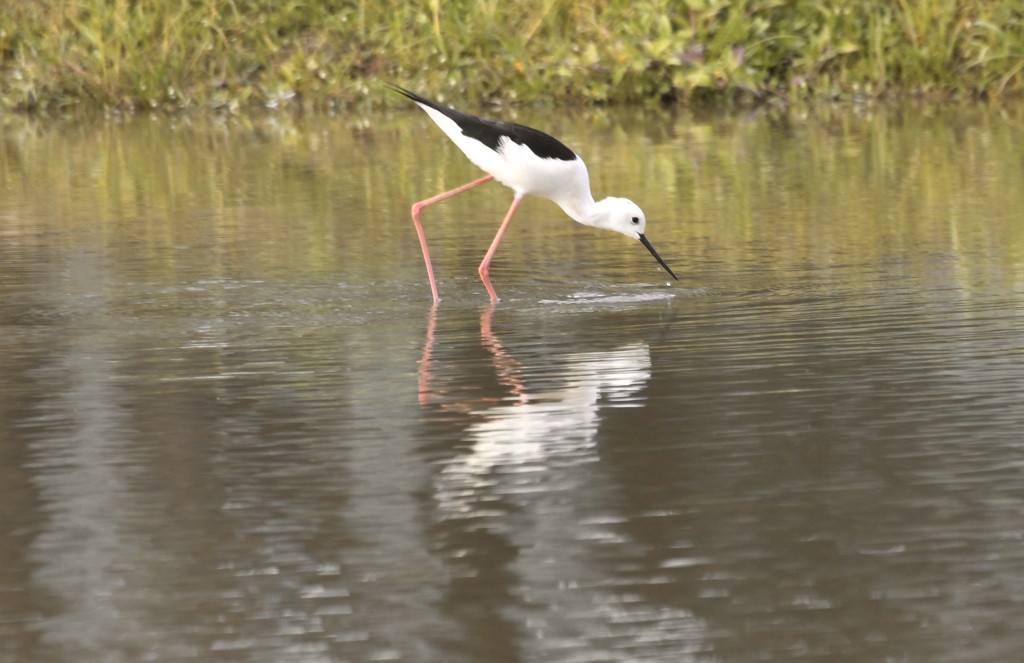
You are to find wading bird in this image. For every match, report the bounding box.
[392,86,677,304]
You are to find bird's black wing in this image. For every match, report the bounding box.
[389,85,577,162]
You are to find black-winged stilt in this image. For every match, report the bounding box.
[391,86,678,304]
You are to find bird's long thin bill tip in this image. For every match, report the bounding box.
[639,234,679,280]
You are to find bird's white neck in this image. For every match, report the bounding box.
[557,194,624,231]
[554,192,602,228]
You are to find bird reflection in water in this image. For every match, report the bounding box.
[419,306,651,500]
[415,309,707,657]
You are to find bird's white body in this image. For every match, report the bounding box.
[417,105,641,237]
[420,106,587,199]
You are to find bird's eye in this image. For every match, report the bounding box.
[631,216,640,225]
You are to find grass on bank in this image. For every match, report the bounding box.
[1,0,1022,113]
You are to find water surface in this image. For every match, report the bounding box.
[2,104,1023,662]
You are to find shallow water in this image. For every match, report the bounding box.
[2,104,1023,662]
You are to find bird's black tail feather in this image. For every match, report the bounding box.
[386,84,438,109]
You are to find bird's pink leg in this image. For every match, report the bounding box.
[411,175,494,304]
[478,194,523,303]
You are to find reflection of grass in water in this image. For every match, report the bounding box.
[1,106,1022,296]
[1,0,1022,112]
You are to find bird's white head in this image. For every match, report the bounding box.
[590,197,678,281]
[591,197,646,239]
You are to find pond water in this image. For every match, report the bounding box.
[1,103,1023,662]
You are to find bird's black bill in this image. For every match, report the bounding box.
[639,234,678,280]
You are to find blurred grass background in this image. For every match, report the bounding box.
[1,0,1022,113]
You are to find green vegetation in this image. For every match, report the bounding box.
[2,0,1022,113]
